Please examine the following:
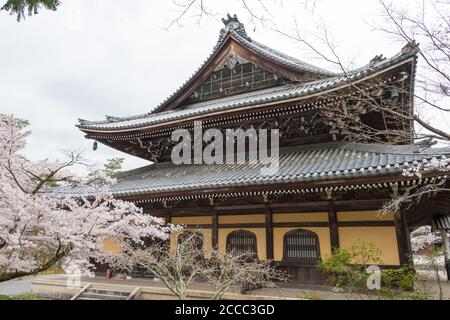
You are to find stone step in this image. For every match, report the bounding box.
[81,292,128,300]
[85,288,130,297]
[77,297,102,301]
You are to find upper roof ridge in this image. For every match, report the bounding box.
[76,17,419,130]
[76,45,417,131]
[218,14,250,44]
[343,141,450,155]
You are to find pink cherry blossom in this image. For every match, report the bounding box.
[0,115,173,282]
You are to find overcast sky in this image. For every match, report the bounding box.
[1,0,447,173]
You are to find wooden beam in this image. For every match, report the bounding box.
[274,222,329,228]
[211,209,219,250]
[179,221,394,229]
[394,211,412,266]
[146,199,390,217]
[221,222,329,228]
[441,231,449,262]
[338,221,394,227]
[166,208,172,225]
[328,202,340,252]
[265,206,274,260]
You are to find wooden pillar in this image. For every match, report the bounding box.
[442,231,450,281]
[166,208,172,225]
[441,230,449,260]
[394,211,412,266]
[265,206,274,260]
[328,202,340,252]
[212,209,219,250]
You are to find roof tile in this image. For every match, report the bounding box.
[53,141,450,198]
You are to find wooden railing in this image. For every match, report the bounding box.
[70,283,91,300]
[126,287,141,300]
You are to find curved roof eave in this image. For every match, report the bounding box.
[77,30,337,129]
[51,141,450,200]
[77,46,418,134]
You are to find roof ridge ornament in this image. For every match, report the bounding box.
[370,54,386,65]
[106,115,121,122]
[413,137,437,153]
[402,40,420,55]
[218,14,250,43]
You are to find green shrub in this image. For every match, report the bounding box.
[379,264,427,300]
[318,241,382,296]
[318,240,426,300]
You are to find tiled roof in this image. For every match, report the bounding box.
[77,42,418,132]
[78,25,336,131]
[216,14,334,76]
[239,35,334,76]
[146,27,336,113]
[53,142,450,198]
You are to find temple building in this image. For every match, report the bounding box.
[75,15,450,284]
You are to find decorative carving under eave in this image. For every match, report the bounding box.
[213,195,265,207]
[215,52,249,71]
[98,108,334,162]
[132,137,176,163]
[140,188,396,210]
[279,114,331,139]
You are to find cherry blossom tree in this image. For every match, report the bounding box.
[410,225,447,300]
[0,114,172,282]
[410,226,441,253]
[121,230,288,300]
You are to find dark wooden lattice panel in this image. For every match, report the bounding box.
[283,230,320,264]
[186,62,288,104]
[226,230,258,257]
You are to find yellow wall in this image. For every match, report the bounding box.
[338,211,394,222]
[172,216,212,225]
[218,228,266,260]
[103,238,122,254]
[219,214,265,224]
[273,227,331,261]
[201,229,212,258]
[339,227,400,265]
[170,228,213,258]
[164,212,401,266]
[273,213,328,222]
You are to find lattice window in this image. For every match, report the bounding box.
[226,230,258,257]
[188,62,286,103]
[177,231,204,251]
[283,229,320,264]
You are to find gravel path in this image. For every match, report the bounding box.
[0,278,32,296]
